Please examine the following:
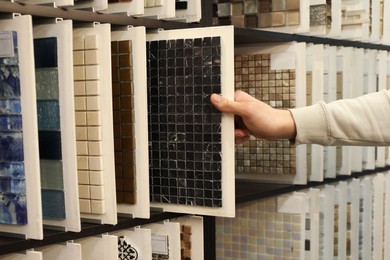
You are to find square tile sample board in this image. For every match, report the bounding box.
[146,26,235,217]
[0,15,43,240]
[34,19,80,232]
[234,42,307,184]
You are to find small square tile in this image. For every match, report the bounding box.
[77,141,88,155]
[85,65,100,80]
[88,142,103,156]
[73,50,85,65]
[87,111,101,125]
[272,0,286,12]
[76,126,88,140]
[75,111,87,125]
[90,185,105,200]
[77,155,89,170]
[286,0,300,10]
[73,36,84,50]
[74,96,87,111]
[74,66,86,81]
[86,81,100,95]
[87,127,102,141]
[84,35,98,50]
[90,171,104,185]
[118,40,132,53]
[78,170,90,184]
[271,11,286,26]
[286,11,300,26]
[85,50,99,65]
[86,96,100,111]
[78,184,91,199]
[89,156,103,171]
[79,198,91,213]
[74,81,86,96]
[91,200,105,214]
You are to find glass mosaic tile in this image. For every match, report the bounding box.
[37,100,60,130]
[0,30,27,224]
[111,40,137,205]
[34,36,66,220]
[41,189,66,219]
[38,131,62,160]
[216,195,303,259]
[234,54,296,176]
[73,34,105,215]
[35,68,59,100]
[34,37,58,68]
[146,36,223,208]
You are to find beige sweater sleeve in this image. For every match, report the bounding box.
[289,89,390,146]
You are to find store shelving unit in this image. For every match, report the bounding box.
[0,1,389,259]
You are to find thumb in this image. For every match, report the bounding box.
[210,93,243,115]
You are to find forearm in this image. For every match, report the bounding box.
[289,89,390,146]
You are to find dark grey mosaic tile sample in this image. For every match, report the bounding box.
[34,37,58,68]
[146,36,223,208]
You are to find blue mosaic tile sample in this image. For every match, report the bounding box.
[37,100,60,130]
[146,37,223,208]
[0,31,27,225]
[41,189,65,219]
[34,37,65,220]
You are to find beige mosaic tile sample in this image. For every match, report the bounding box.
[74,34,105,215]
[235,54,296,176]
[216,197,303,259]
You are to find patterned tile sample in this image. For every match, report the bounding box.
[73,34,105,215]
[34,37,66,220]
[152,234,169,260]
[0,31,27,225]
[309,4,328,26]
[180,224,192,259]
[146,37,223,208]
[111,40,136,205]
[213,0,300,28]
[235,54,296,176]
[334,204,339,257]
[215,197,303,259]
[118,236,139,260]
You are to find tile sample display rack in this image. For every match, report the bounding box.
[1,1,390,258]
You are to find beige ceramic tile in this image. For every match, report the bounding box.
[74,96,87,111]
[259,12,272,27]
[86,81,100,95]
[231,15,246,27]
[76,126,88,140]
[78,184,91,199]
[73,35,84,51]
[87,127,102,141]
[78,170,90,185]
[74,81,86,96]
[89,156,103,171]
[90,185,105,200]
[89,171,104,185]
[74,66,86,81]
[86,96,100,111]
[79,199,91,213]
[85,49,99,65]
[286,0,300,10]
[85,65,100,80]
[77,155,89,170]
[75,111,87,125]
[271,11,286,26]
[91,200,105,214]
[84,34,98,49]
[73,50,85,65]
[286,11,300,26]
[88,142,103,156]
[231,2,244,16]
[272,0,286,12]
[77,141,89,155]
[87,111,101,126]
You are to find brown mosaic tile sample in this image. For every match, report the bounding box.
[235,54,296,176]
[180,224,192,260]
[111,40,136,205]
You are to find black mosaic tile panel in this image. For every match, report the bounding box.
[38,130,62,160]
[34,37,58,68]
[146,36,223,208]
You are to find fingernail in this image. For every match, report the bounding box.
[212,94,221,104]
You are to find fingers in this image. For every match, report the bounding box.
[235,129,251,144]
[210,93,246,116]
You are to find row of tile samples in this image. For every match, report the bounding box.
[12,0,201,22]
[1,215,202,260]
[217,173,390,260]
[234,42,390,185]
[0,14,235,240]
[213,0,390,42]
